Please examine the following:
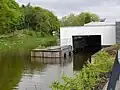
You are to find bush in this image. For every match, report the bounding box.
[51,51,115,90]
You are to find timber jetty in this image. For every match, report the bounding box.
[31,45,72,58]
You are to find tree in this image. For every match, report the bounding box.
[44,10,60,35]
[0,0,21,34]
[21,4,60,36]
[0,1,60,35]
[60,12,100,27]
[91,13,100,22]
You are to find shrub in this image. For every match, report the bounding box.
[51,51,115,90]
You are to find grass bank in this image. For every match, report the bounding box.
[0,30,57,56]
[51,45,120,90]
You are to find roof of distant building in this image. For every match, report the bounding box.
[84,22,115,26]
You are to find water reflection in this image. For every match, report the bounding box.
[31,56,72,65]
[0,55,23,90]
[73,52,92,71]
[0,51,93,90]
[17,57,73,90]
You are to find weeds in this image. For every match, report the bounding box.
[0,30,57,56]
[51,50,116,90]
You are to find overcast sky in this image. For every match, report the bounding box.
[17,0,120,21]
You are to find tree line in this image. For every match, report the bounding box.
[0,0,60,36]
[60,12,100,27]
[0,0,100,35]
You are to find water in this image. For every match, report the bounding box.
[0,52,92,90]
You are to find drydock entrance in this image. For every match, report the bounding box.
[72,35,101,53]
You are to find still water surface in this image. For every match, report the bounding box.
[0,52,92,90]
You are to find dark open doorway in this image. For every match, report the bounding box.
[72,35,101,53]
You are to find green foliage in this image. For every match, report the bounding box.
[51,51,115,90]
[60,12,100,27]
[0,1,60,35]
[20,3,60,36]
[0,0,21,34]
[0,30,57,55]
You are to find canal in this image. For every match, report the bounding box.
[0,51,93,90]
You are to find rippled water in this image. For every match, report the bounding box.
[0,52,92,90]
[16,59,73,90]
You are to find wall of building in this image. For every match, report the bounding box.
[60,25,116,46]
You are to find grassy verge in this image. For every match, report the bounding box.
[0,30,57,56]
[51,45,120,90]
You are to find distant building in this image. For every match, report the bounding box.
[60,22,120,51]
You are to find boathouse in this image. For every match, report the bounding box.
[60,22,120,52]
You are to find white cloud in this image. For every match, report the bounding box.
[17,0,120,21]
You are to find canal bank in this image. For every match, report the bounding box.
[51,45,120,90]
[0,34,98,90]
[0,30,59,90]
[0,30,119,90]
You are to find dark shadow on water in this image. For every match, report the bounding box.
[73,51,91,71]
[73,49,100,71]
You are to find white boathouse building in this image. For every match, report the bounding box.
[60,22,120,52]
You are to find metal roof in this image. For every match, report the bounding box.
[84,22,115,26]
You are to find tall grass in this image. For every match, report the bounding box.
[0,30,57,56]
